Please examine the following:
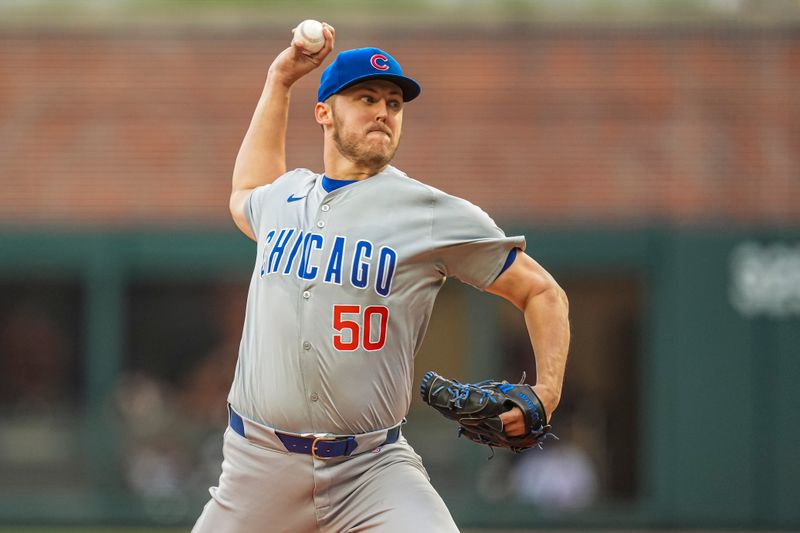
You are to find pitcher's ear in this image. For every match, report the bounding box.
[315,101,333,127]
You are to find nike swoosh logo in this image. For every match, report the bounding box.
[287,194,306,203]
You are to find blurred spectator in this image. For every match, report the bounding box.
[478,397,600,512]
[0,293,83,487]
[178,283,243,428]
[114,282,245,512]
[510,440,598,511]
[0,302,76,413]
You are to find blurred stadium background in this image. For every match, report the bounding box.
[1,0,798,531]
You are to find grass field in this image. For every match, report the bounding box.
[0,530,185,533]
[0,528,600,533]
[0,529,782,533]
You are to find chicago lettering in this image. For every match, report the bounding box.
[259,228,398,297]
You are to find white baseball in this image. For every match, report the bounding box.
[293,19,325,54]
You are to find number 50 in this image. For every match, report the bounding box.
[332,305,389,351]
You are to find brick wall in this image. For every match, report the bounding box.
[1,26,798,227]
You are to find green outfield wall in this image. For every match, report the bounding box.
[0,226,797,529]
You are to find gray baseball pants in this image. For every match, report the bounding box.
[192,420,459,532]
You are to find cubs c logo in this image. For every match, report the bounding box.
[370,54,390,71]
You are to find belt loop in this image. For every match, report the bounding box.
[343,436,358,456]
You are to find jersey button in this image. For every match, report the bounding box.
[321,204,330,212]
[302,290,310,299]
[316,220,325,228]
[310,392,319,402]
[303,341,311,350]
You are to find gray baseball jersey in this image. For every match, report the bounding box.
[227,165,525,436]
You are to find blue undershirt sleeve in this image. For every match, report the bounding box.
[496,248,518,280]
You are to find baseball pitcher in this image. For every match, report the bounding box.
[192,22,570,532]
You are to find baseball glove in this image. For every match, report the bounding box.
[419,370,554,453]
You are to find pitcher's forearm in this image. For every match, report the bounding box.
[232,76,293,192]
[524,285,570,415]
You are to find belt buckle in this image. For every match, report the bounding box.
[311,435,338,459]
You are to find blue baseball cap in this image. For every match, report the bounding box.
[317,47,421,103]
